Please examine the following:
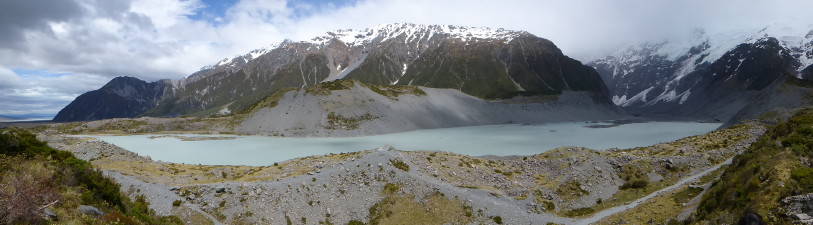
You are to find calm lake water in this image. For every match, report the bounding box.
[85,122,721,166]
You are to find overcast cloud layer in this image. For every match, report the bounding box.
[1,0,811,117]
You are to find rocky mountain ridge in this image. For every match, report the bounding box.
[53,76,174,122]
[590,24,813,121]
[56,23,613,123]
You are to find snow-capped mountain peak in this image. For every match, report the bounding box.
[191,23,531,83]
[306,23,527,47]
[592,24,813,112]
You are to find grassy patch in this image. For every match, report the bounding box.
[672,186,703,204]
[239,87,298,115]
[383,183,401,194]
[361,82,427,100]
[305,79,356,95]
[368,192,472,225]
[556,180,588,201]
[563,207,595,217]
[390,159,409,172]
[587,176,680,216]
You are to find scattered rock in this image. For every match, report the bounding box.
[664,159,675,170]
[794,213,811,220]
[43,209,57,221]
[78,205,105,217]
[781,193,813,223]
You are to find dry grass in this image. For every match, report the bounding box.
[594,166,725,224]
[0,159,59,224]
[369,190,473,225]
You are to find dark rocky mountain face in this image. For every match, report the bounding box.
[802,65,813,80]
[590,26,813,122]
[138,23,612,117]
[397,36,609,100]
[53,76,173,122]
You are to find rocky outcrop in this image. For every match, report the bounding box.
[802,65,813,81]
[78,205,104,217]
[53,76,173,122]
[781,193,813,223]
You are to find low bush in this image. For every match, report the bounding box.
[563,207,596,217]
[620,179,649,190]
[390,159,409,172]
[492,216,503,224]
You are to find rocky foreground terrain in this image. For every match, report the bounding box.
[37,121,764,224]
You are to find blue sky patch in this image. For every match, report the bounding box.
[12,68,69,78]
[189,0,358,23]
[189,0,234,23]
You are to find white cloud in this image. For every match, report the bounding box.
[0,67,22,89]
[130,0,203,28]
[0,66,105,115]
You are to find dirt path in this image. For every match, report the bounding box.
[574,158,732,225]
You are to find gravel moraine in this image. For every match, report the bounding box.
[39,123,766,224]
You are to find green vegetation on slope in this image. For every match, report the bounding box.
[360,82,426,100]
[399,41,521,99]
[0,127,181,224]
[696,108,813,224]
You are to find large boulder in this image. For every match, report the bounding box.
[78,205,104,217]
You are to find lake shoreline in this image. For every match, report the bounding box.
[76,121,721,166]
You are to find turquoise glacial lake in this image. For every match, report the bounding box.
[85,121,721,166]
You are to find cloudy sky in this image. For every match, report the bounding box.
[0,0,811,118]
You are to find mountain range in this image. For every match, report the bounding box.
[54,23,813,129]
[590,25,813,122]
[54,23,613,124]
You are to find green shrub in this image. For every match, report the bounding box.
[781,134,808,147]
[620,179,649,189]
[542,201,555,211]
[791,167,813,190]
[390,159,409,172]
[492,216,503,224]
[383,183,401,194]
[172,199,182,207]
[347,220,365,225]
[564,207,596,217]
